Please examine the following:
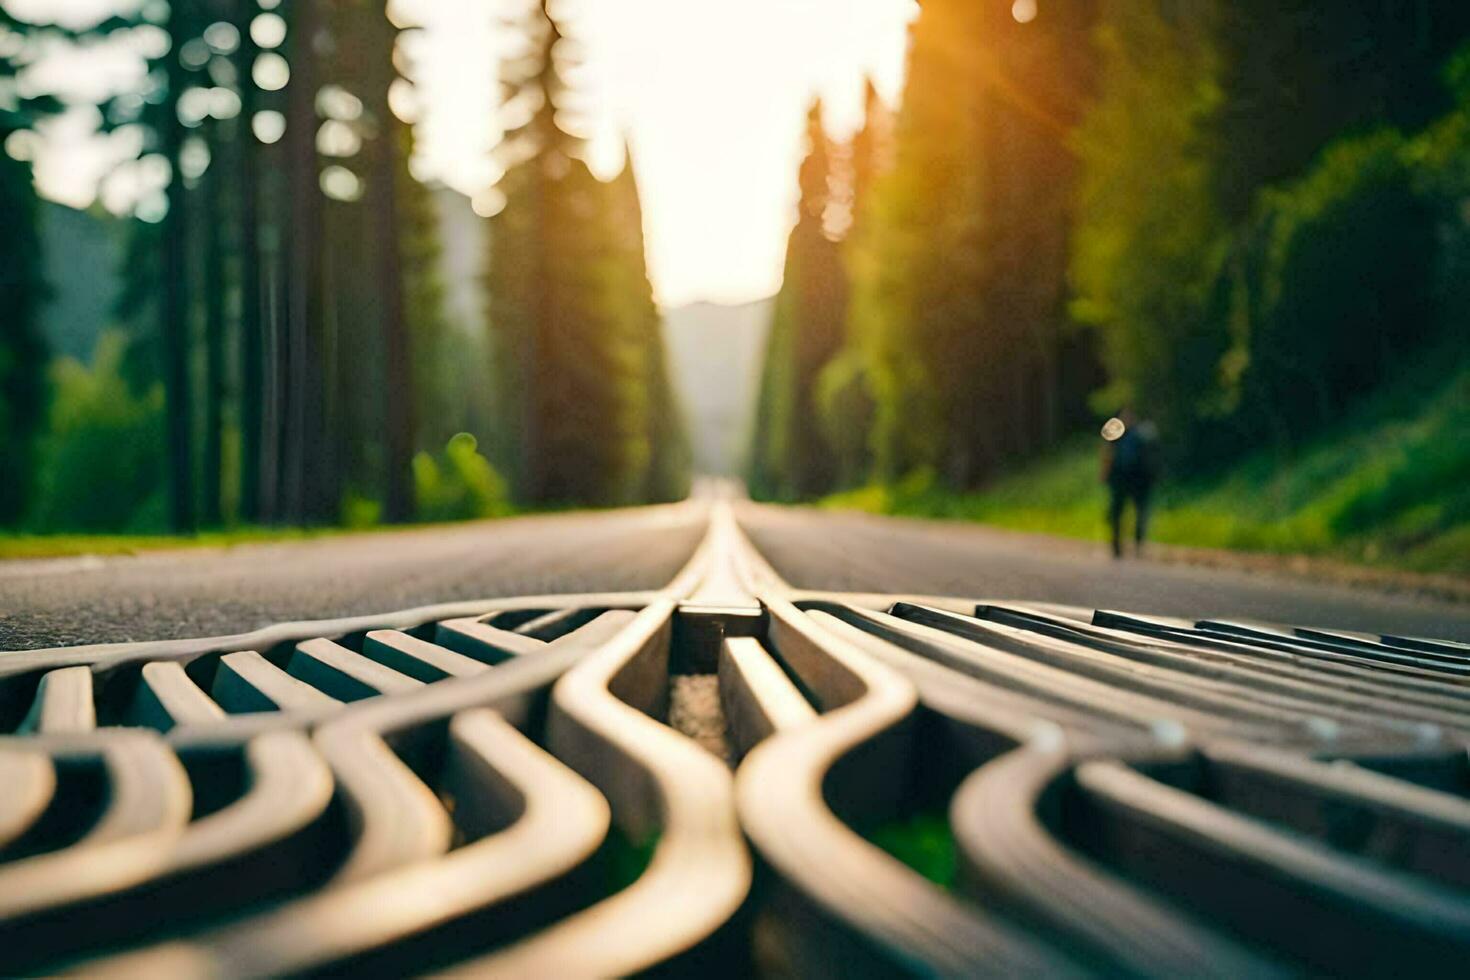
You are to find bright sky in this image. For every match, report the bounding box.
[17,0,915,307]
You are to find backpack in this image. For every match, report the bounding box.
[1112,422,1159,482]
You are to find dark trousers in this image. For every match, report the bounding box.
[1108,480,1152,557]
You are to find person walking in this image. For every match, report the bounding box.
[1100,408,1159,559]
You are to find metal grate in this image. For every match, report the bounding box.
[1,509,1467,975]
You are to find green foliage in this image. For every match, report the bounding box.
[1409,49,1470,343]
[0,147,50,526]
[487,1,686,508]
[1222,132,1437,443]
[340,490,383,530]
[1070,1,1228,448]
[866,810,957,888]
[641,283,693,503]
[848,1,983,483]
[788,0,1098,498]
[815,347,875,491]
[412,433,512,523]
[1208,1,1470,220]
[599,828,658,893]
[31,333,166,532]
[0,19,55,526]
[750,103,847,500]
[1073,3,1470,473]
[829,355,1470,576]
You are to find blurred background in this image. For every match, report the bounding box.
[2,0,1468,578]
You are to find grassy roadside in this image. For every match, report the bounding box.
[824,363,1470,580]
[0,524,403,560]
[0,495,667,561]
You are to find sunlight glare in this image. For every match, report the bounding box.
[250,13,287,50]
[252,52,290,92]
[402,0,916,306]
[251,109,286,145]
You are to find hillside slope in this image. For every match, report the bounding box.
[662,298,774,475]
[827,354,1470,578]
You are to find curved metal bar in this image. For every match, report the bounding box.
[896,603,1443,746]
[0,731,192,966]
[736,597,1079,977]
[434,618,548,661]
[102,712,611,978]
[1198,620,1470,676]
[19,666,95,733]
[0,591,665,679]
[317,726,453,885]
[0,749,54,850]
[978,604,1470,719]
[1076,759,1470,973]
[80,613,638,977]
[361,629,488,681]
[455,599,753,977]
[289,638,424,701]
[718,635,816,757]
[837,604,1292,744]
[211,650,339,713]
[1097,610,1470,687]
[1199,741,1470,889]
[952,742,1284,977]
[127,662,227,730]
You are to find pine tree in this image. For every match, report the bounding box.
[488,1,677,506]
[0,12,56,525]
[750,102,846,499]
[832,0,1102,490]
[357,0,417,522]
[848,1,985,484]
[605,158,689,503]
[488,0,582,502]
[234,0,266,523]
[817,81,891,489]
[849,80,892,237]
[160,0,201,530]
[281,0,331,523]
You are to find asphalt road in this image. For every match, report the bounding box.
[0,504,707,652]
[3,500,1468,651]
[736,503,1470,643]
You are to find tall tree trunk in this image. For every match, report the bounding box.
[258,150,288,524]
[234,0,265,523]
[161,0,196,532]
[202,118,227,526]
[529,168,555,504]
[284,0,329,522]
[366,9,414,522]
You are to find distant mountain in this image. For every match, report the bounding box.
[38,201,123,362]
[431,185,490,340]
[662,297,774,476]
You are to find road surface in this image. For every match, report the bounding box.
[736,503,1470,642]
[3,500,1468,651]
[0,504,706,651]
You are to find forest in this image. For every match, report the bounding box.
[6,0,1470,570]
[752,0,1470,572]
[0,0,685,539]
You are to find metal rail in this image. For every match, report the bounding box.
[0,503,1466,975]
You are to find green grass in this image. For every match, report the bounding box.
[0,512,533,561]
[0,526,362,560]
[866,810,957,887]
[825,361,1470,578]
[600,828,659,893]
[0,500,633,561]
